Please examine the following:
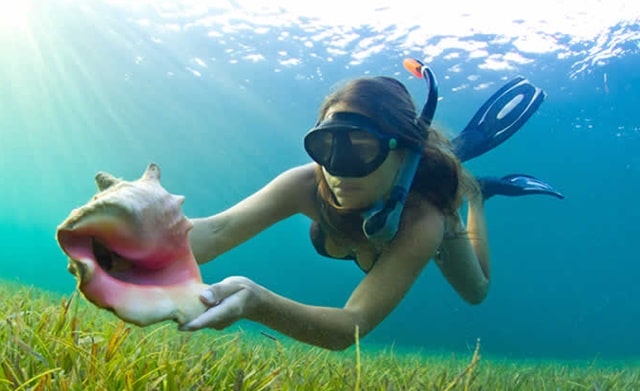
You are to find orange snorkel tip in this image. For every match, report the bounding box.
[403,58,424,79]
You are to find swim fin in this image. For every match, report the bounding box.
[477,174,565,200]
[452,77,547,162]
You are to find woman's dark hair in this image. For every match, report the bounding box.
[313,76,478,244]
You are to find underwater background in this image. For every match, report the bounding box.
[1,0,638,363]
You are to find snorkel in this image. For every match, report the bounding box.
[361,59,438,242]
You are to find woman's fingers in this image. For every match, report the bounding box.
[180,277,255,331]
[181,290,249,330]
[199,276,249,305]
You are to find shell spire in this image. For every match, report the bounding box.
[95,172,121,191]
[142,163,161,182]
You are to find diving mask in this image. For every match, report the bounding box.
[304,112,417,178]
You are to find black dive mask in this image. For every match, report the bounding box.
[304,112,417,178]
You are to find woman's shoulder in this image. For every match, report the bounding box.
[270,163,317,195]
[279,163,317,181]
[401,197,445,242]
[268,163,319,218]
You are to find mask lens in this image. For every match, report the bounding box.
[305,130,333,165]
[349,130,382,164]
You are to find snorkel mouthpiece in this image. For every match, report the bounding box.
[362,59,438,242]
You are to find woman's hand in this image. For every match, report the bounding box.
[179,276,265,331]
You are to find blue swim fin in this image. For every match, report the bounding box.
[478,174,565,200]
[452,77,547,162]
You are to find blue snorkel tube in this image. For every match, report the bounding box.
[362,60,438,242]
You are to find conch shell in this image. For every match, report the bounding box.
[56,163,208,326]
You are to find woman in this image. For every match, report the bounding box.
[180,62,561,350]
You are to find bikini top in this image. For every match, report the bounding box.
[309,221,380,273]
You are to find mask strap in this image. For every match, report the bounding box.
[361,60,438,242]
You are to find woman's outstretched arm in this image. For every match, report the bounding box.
[188,164,319,264]
[181,200,443,351]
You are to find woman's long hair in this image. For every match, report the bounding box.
[313,76,478,245]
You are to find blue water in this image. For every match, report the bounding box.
[1,0,639,361]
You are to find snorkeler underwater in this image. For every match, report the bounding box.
[55,58,563,338]
[1,0,639,388]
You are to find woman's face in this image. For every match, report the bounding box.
[321,103,405,210]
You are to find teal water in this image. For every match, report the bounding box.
[1,0,639,362]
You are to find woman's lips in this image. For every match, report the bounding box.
[333,184,361,193]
